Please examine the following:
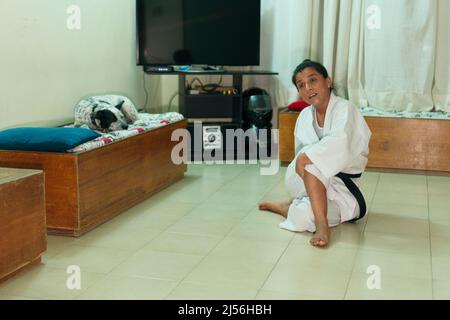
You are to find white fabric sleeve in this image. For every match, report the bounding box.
[293,112,304,157]
[304,106,356,179]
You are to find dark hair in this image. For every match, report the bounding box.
[291,59,329,87]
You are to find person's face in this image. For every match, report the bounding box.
[294,67,332,109]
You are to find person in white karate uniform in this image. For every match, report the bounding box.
[259,59,371,248]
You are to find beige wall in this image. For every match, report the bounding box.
[0,0,161,129]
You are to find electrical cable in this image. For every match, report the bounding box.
[143,72,149,111]
[167,91,179,112]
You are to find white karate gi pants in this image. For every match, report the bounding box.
[279,160,342,233]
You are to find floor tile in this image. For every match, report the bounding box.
[352,250,432,279]
[0,264,104,300]
[431,256,450,281]
[433,279,450,300]
[43,236,81,260]
[142,232,223,256]
[365,214,429,237]
[261,263,350,299]
[208,237,288,264]
[75,224,162,252]
[184,203,251,221]
[254,290,337,300]
[369,202,429,220]
[184,255,275,290]
[431,236,450,258]
[110,250,203,281]
[278,244,358,273]
[358,231,430,257]
[427,176,450,196]
[372,191,428,207]
[166,215,239,237]
[227,220,294,246]
[430,219,450,238]
[166,281,257,300]
[76,274,178,300]
[44,245,133,274]
[345,272,432,300]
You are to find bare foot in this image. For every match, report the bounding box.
[258,200,291,218]
[310,221,329,248]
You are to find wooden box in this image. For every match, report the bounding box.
[0,168,46,282]
[0,120,188,236]
[277,110,450,172]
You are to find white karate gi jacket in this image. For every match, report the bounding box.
[285,92,372,223]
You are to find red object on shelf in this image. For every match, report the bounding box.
[287,100,310,112]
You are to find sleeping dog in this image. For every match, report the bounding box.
[74,96,137,132]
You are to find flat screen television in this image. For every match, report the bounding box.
[136,0,261,67]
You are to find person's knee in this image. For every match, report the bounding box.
[303,165,329,189]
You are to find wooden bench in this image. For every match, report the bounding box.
[0,119,188,237]
[0,168,46,282]
[278,109,450,172]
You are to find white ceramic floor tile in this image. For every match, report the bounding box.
[0,295,37,300]
[240,208,286,226]
[204,189,266,207]
[369,202,429,220]
[186,202,254,220]
[106,206,193,231]
[372,191,428,207]
[75,224,162,252]
[76,274,178,300]
[358,231,430,257]
[261,263,350,299]
[427,176,450,196]
[142,232,223,256]
[44,245,133,274]
[254,290,337,300]
[208,237,288,264]
[110,250,203,281]
[431,256,450,281]
[184,255,275,290]
[43,235,81,260]
[433,279,450,300]
[165,215,240,237]
[166,281,258,300]
[227,220,294,246]
[428,194,450,221]
[365,214,429,237]
[430,219,450,238]
[352,250,432,279]
[345,272,432,300]
[278,244,358,273]
[0,264,104,300]
[431,236,450,258]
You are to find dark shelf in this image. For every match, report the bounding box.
[144,69,277,160]
[144,69,278,76]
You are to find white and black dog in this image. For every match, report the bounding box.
[74,95,139,132]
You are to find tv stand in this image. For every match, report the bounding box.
[144,69,278,160]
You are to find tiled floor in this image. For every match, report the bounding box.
[1,164,450,300]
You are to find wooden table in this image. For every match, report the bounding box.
[0,168,47,282]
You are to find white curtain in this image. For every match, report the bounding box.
[257,0,450,113]
[433,0,450,112]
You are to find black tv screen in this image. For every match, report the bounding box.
[136,0,261,66]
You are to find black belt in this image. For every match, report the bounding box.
[335,172,366,222]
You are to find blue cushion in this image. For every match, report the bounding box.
[0,127,101,152]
